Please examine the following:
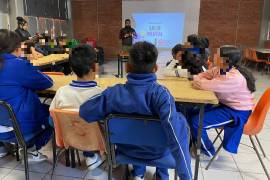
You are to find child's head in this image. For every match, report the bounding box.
[0,29,22,56]
[215,45,256,92]
[172,44,184,61]
[16,17,28,30]
[127,41,158,74]
[69,44,97,78]
[214,45,241,73]
[187,34,209,48]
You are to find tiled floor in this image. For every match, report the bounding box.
[0,51,270,180]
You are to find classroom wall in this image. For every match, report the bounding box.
[122,0,201,46]
[0,0,10,29]
[0,0,73,37]
[198,0,264,53]
[71,0,122,59]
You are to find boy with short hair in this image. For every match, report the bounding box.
[164,44,184,77]
[80,42,192,180]
[49,44,104,170]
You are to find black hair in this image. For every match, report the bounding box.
[187,34,210,67]
[172,44,183,57]
[128,41,158,74]
[69,44,97,78]
[182,51,205,75]
[187,34,209,48]
[220,45,256,92]
[0,29,21,68]
[16,16,28,27]
[125,19,131,23]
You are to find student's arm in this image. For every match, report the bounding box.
[193,67,217,81]
[192,72,242,93]
[79,92,108,123]
[154,87,192,180]
[17,61,53,90]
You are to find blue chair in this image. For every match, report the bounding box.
[104,114,178,180]
[0,100,53,180]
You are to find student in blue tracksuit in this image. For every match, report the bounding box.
[80,41,192,180]
[0,29,53,163]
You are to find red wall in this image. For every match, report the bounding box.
[198,0,264,53]
[71,0,122,59]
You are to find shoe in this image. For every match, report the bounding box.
[0,146,8,158]
[86,153,105,170]
[20,149,48,164]
[190,144,219,161]
[133,176,144,180]
[200,153,219,161]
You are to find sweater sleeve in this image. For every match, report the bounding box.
[193,67,217,81]
[153,87,192,180]
[79,92,107,123]
[194,72,242,93]
[17,61,53,90]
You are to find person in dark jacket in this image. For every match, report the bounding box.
[119,19,137,52]
[0,29,53,163]
[80,41,192,180]
[15,17,32,42]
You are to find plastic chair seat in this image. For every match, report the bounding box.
[115,150,176,169]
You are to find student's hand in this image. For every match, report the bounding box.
[192,80,202,90]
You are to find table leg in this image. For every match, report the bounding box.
[194,104,204,180]
[121,58,123,78]
[117,56,120,77]
[65,149,70,167]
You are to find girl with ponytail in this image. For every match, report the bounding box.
[190,45,255,160]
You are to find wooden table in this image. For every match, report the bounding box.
[44,75,218,180]
[256,49,270,60]
[31,54,69,67]
[256,49,270,54]
[45,75,217,104]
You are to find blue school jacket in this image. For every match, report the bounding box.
[80,73,192,180]
[0,53,53,134]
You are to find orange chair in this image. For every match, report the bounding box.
[249,49,266,70]
[242,48,252,66]
[50,109,106,173]
[206,88,270,180]
[43,72,65,75]
[264,60,270,74]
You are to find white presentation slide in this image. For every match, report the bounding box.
[132,13,185,48]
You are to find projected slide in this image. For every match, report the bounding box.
[132,13,185,48]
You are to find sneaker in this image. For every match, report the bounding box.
[0,146,8,158]
[133,176,144,180]
[20,149,48,164]
[200,153,219,161]
[190,145,219,161]
[86,153,105,170]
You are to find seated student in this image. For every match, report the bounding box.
[0,29,53,162]
[164,44,185,77]
[79,42,192,180]
[20,42,44,61]
[49,45,104,170]
[190,45,255,160]
[185,34,210,73]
